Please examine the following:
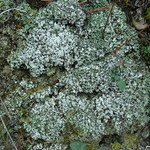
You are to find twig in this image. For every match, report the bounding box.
[102,2,115,39]
[86,6,109,14]
[0,8,25,16]
[109,25,150,65]
[78,0,87,5]
[0,117,18,150]
[0,98,12,120]
[97,24,150,62]
[111,25,150,55]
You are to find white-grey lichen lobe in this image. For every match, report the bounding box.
[8,23,78,77]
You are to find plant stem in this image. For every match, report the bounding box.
[0,8,25,16]
[0,117,18,150]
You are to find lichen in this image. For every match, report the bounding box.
[7,0,87,77]
[2,65,149,142]
[52,0,86,27]
[8,22,78,77]
[29,143,67,150]
[2,0,150,148]
[86,5,139,56]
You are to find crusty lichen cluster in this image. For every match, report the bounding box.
[8,22,78,77]
[30,144,67,150]
[7,0,140,77]
[7,0,85,77]
[1,0,149,149]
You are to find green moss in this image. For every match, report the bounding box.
[111,142,122,150]
[87,144,96,150]
[124,0,129,5]
[123,133,138,149]
[143,46,150,56]
[46,67,60,77]
[145,7,150,19]
[111,133,138,150]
